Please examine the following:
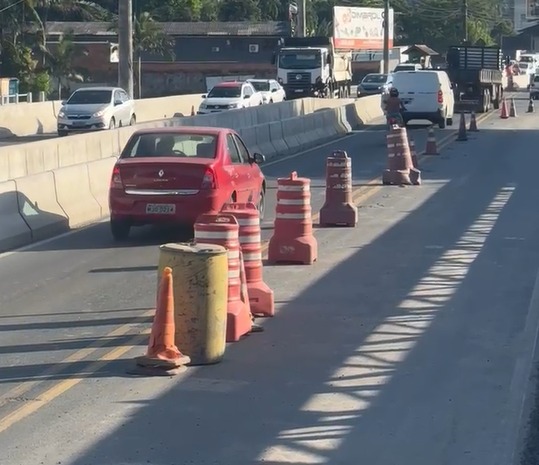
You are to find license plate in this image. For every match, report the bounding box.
[146,204,176,214]
[71,121,84,126]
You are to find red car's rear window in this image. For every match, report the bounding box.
[121,133,217,159]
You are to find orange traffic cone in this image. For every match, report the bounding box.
[509,98,517,117]
[456,113,467,141]
[191,105,195,116]
[239,251,263,334]
[500,98,509,119]
[132,267,191,376]
[469,111,478,131]
[424,126,439,155]
[409,135,419,168]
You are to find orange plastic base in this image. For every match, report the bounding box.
[226,299,252,342]
[267,235,318,265]
[248,281,275,317]
[319,202,358,227]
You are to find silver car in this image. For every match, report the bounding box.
[57,86,136,136]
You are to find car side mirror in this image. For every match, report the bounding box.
[114,100,122,106]
[271,88,277,92]
[253,152,265,164]
[243,94,250,99]
[61,100,66,105]
[201,94,207,98]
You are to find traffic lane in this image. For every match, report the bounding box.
[260,123,442,231]
[1,92,537,464]
[0,125,400,398]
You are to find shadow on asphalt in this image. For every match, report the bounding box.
[3,126,538,462]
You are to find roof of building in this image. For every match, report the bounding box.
[42,21,290,37]
[402,44,439,56]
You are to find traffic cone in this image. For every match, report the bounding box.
[457,113,467,141]
[424,126,439,155]
[500,98,509,119]
[131,267,191,376]
[469,111,479,132]
[239,250,263,334]
[409,135,419,168]
[509,98,517,117]
[191,105,195,116]
[528,98,535,113]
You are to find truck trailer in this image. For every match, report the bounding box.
[446,45,504,113]
[272,37,352,100]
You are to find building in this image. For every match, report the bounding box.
[505,0,539,33]
[44,21,290,96]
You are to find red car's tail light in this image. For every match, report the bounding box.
[201,168,217,189]
[437,89,443,103]
[110,165,123,189]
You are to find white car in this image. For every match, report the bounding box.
[247,79,286,104]
[197,81,263,114]
[57,86,136,136]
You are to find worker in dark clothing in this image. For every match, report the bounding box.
[384,87,406,127]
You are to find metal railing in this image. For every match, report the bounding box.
[0,93,33,105]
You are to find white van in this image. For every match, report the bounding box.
[386,70,454,128]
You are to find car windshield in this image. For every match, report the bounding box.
[67,90,112,105]
[363,74,387,83]
[250,81,270,91]
[278,52,321,69]
[122,133,218,159]
[207,86,242,98]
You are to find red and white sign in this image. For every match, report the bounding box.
[333,6,394,50]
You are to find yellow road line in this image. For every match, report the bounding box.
[0,107,495,434]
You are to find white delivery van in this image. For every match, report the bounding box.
[388,70,454,128]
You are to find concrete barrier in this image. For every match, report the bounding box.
[88,157,118,217]
[0,180,32,252]
[0,96,386,252]
[15,171,68,241]
[0,96,383,181]
[53,164,102,228]
[0,93,204,138]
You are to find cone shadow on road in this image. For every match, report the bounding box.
[60,128,534,464]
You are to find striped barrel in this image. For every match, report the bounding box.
[222,202,275,317]
[268,171,317,265]
[194,213,252,342]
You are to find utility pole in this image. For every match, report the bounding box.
[462,0,468,44]
[383,0,390,74]
[118,0,134,99]
[297,0,306,38]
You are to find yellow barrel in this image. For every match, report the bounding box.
[157,242,229,365]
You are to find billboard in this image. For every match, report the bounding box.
[333,6,394,50]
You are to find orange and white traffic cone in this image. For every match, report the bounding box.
[409,135,419,168]
[131,267,191,376]
[424,126,439,155]
[509,98,518,117]
[469,111,479,132]
[500,98,509,119]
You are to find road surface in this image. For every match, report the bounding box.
[0,95,538,465]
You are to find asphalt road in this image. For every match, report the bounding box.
[1,94,539,465]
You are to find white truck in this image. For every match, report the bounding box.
[272,37,352,99]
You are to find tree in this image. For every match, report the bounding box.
[218,0,261,21]
[38,32,84,99]
[110,11,175,98]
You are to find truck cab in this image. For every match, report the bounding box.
[272,37,352,99]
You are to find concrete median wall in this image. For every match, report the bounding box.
[0,95,384,252]
[0,93,204,138]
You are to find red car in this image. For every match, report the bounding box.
[108,126,266,240]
